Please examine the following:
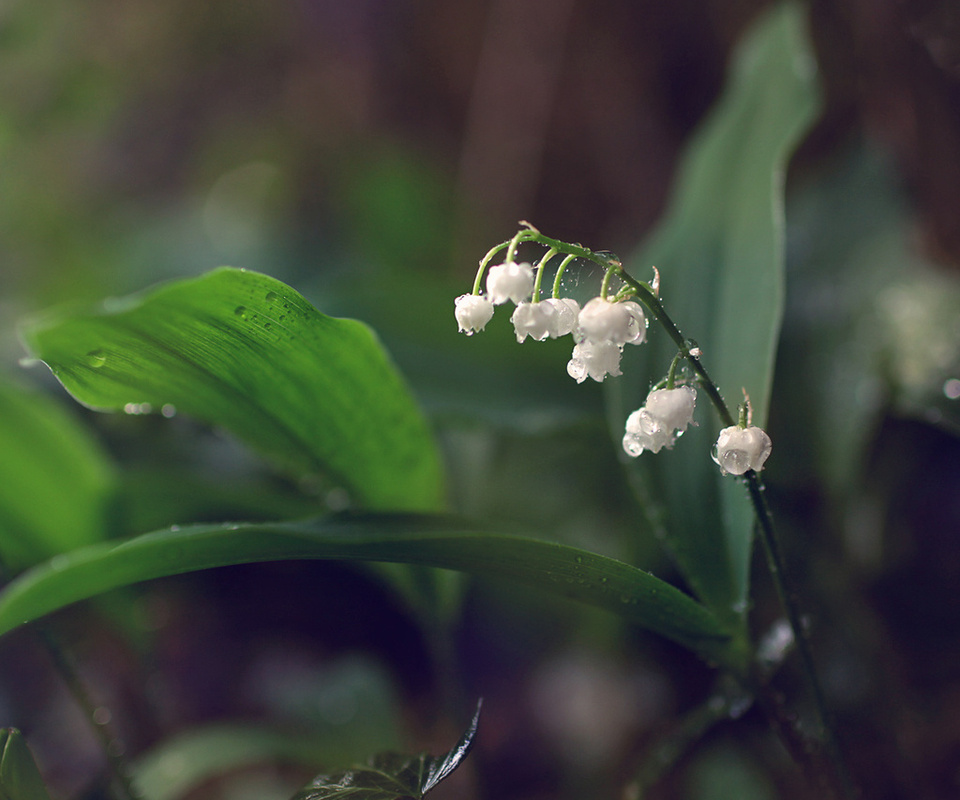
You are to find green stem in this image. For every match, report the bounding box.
[745,475,856,799]
[532,247,557,303]
[551,254,578,298]
[665,351,685,390]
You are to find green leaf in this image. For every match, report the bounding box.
[0,729,54,800]
[0,379,116,572]
[0,514,735,665]
[19,268,444,513]
[616,2,822,622]
[292,701,481,800]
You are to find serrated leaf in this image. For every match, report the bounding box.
[19,268,444,513]
[0,514,735,666]
[292,702,481,800]
[616,3,822,623]
[0,379,116,572]
[0,729,54,800]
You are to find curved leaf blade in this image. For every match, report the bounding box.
[19,268,444,512]
[617,3,822,622]
[0,515,732,663]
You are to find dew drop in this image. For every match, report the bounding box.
[234,306,248,319]
[86,350,107,368]
[161,404,177,418]
[265,291,278,303]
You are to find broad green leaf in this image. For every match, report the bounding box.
[292,701,481,800]
[19,268,444,513]
[0,729,53,800]
[0,515,736,666]
[616,3,822,623]
[0,379,115,572]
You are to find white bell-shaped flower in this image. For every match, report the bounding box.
[541,297,580,338]
[511,301,557,342]
[622,386,697,457]
[577,297,633,344]
[566,340,622,383]
[645,386,696,432]
[454,293,494,335]
[486,261,535,305]
[577,297,647,345]
[713,425,772,475]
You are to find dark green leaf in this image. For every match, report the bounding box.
[0,515,734,665]
[292,701,481,800]
[0,379,116,572]
[0,729,54,800]
[616,3,822,622]
[19,268,444,513]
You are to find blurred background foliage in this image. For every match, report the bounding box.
[1,1,960,799]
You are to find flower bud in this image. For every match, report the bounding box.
[713,425,772,475]
[486,261,535,305]
[454,294,495,335]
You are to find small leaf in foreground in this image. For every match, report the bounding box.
[0,729,54,800]
[292,701,481,800]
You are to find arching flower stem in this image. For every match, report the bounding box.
[488,225,852,797]
[551,254,578,299]
[532,247,557,303]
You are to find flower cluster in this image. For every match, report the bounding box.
[455,238,772,476]
[455,261,647,383]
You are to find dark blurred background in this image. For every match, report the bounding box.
[2,1,960,799]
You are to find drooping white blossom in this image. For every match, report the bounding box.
[511,301,557,342]
[486,261,535,305]
[713,425,772,475]
[645,386,696,432]
[541,297,580,338]
[567,340,622,383]
[622,386,697,456]
[577,297,647,346]
[454,293,495,335]
[577,297,633,344]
